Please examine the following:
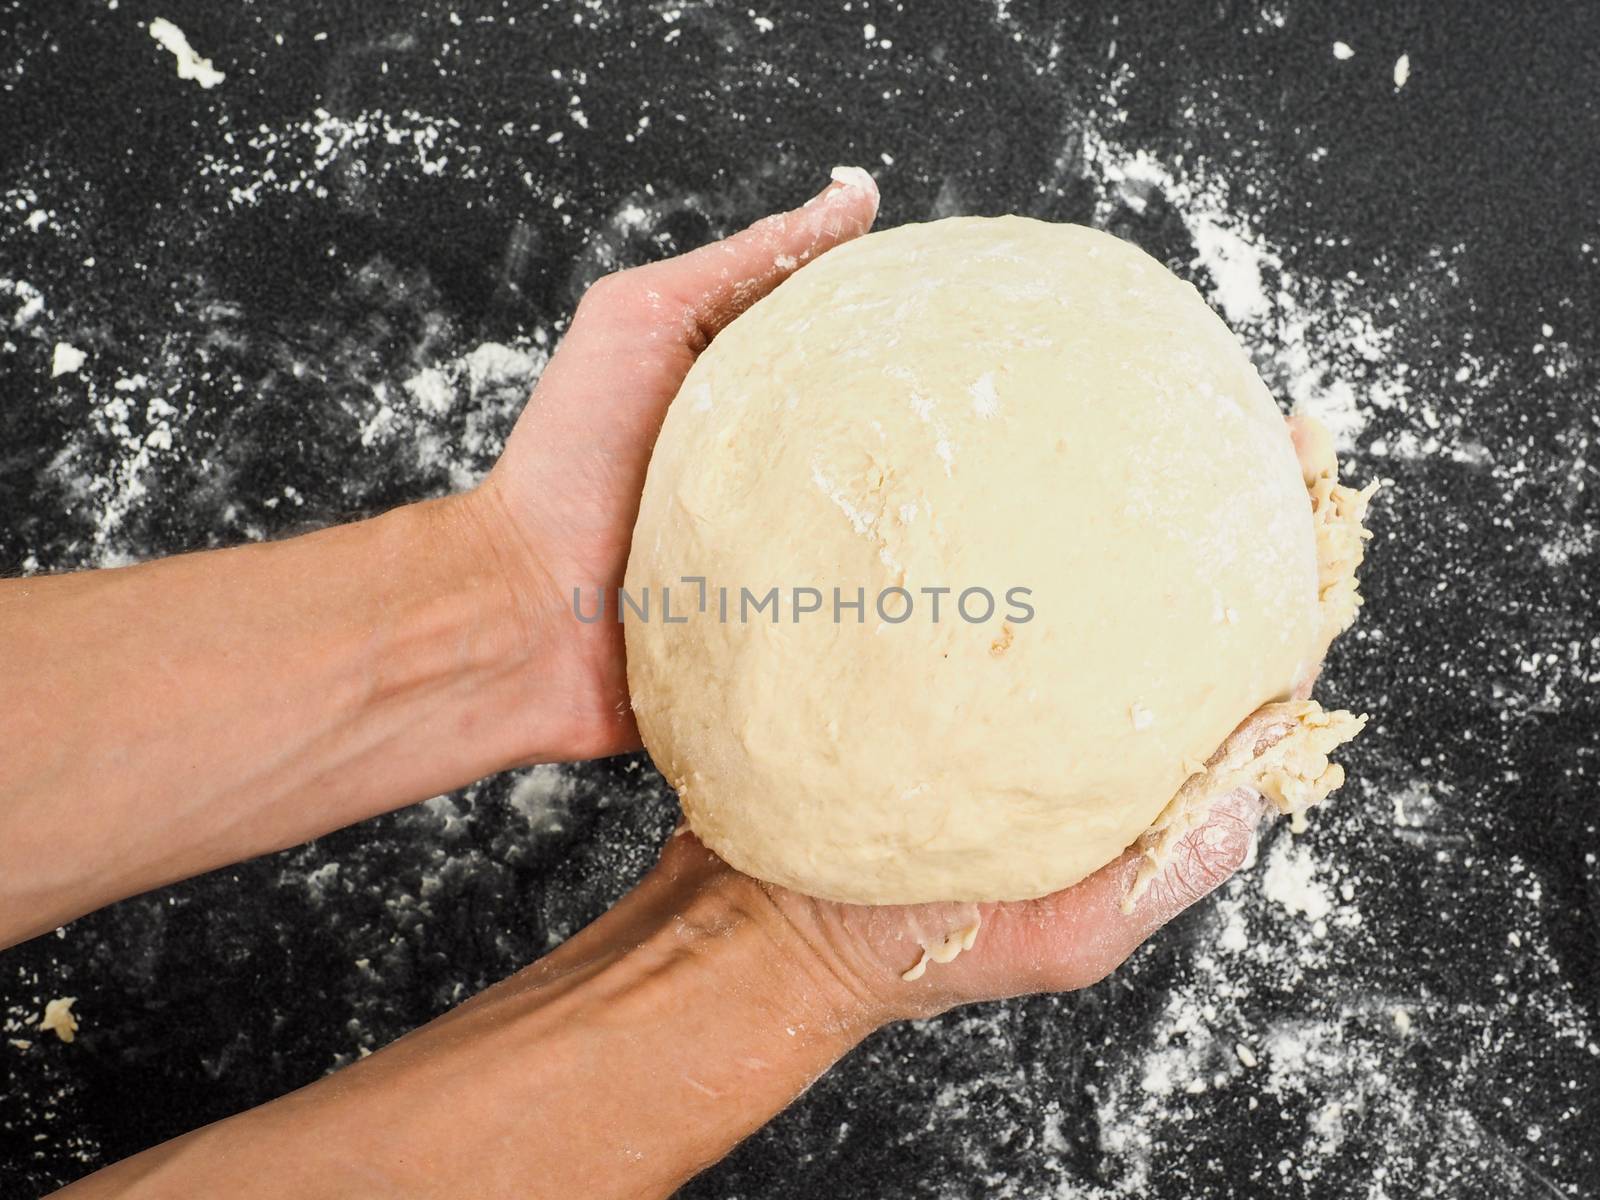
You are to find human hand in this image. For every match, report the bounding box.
[659,783,1263,1028]
[470,171,881,762]
[633,402,1337,1022]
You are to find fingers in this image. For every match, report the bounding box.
[562,166,880,355]
[500,170,879,524]
[1285,410,1336,488]
[491,168,880,573]
[663,788,1261,1023]
[993,788,1264,995]
[1121,788,1263,930]
[633,165,882,347]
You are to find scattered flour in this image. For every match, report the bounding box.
[4,277,47,327]
[1393,53,1411,91]
[51,342,85,378]
[393,338,548,490]
[1080,811,1599,1195]
[507,765,578,835]
[202,109,475,205]
[1078,124,1409,452]
[1261,837,1334,925]
[51,373,185,558]
[422,795,469,840]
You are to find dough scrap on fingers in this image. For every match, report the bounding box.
[1121,699,1368,912]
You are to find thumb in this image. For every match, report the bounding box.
[1017,788,1265,993]
[635,165,882,347]
[533,166,880,406]
[496,168,879,527]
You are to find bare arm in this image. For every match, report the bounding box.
[0,172,881,949]
[0,494,575,946]
[54,803,1257,1200]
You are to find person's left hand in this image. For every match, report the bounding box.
[471,171,882,762]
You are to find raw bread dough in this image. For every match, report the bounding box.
[625,215,1369,905]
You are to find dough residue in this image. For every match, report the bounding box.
[901,914,983,982]
[148,18,226,90]
[38,996,79,1044]
[1123,700,1367,912]
[51,341,86,378]
[1297,413,1381,645]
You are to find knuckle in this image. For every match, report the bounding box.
[577,268,646,319]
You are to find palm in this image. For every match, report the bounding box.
[660,787,1260,1019]
[481,175,881,758]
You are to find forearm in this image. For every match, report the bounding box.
[0,492,576,946]
[55,846,875,1199]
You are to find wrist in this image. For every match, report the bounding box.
[626,835,894,1042]
[455,479,639,763]
[473,838,884,1197]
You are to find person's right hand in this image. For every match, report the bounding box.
[660,783,1263,1025]
[643,409,1342,1019]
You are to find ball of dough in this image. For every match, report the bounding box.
[625,216,1323,905]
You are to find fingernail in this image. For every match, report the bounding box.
[828,164,877,193]
[807,165,879,207]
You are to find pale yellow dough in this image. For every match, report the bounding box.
[38,996,78,1044]
[1122,423,1377,909]
[625,216,1370,905]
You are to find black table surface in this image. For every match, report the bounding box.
[3,1,1597,1196]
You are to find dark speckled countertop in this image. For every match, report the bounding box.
[3,1,1597,1196]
